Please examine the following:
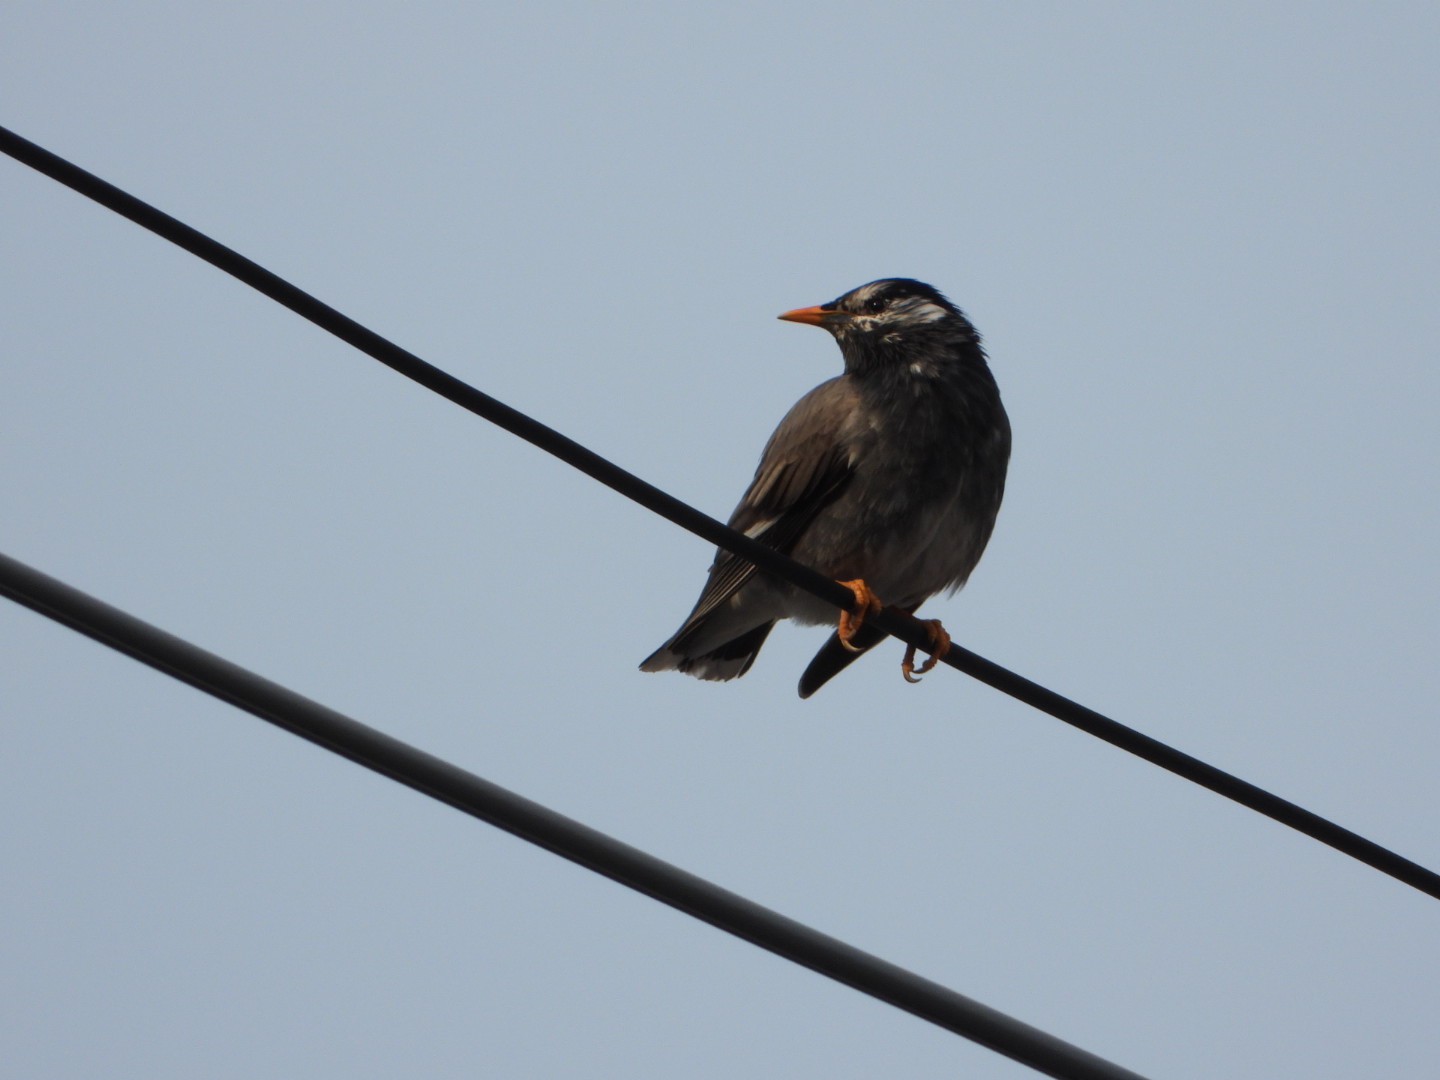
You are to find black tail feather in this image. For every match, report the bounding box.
[796,622,889,698]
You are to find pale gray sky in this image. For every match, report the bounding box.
[4,4,1438,1078]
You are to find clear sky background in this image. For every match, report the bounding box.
[3,4,1437,1078]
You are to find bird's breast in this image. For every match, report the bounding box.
[790,376,1009,608]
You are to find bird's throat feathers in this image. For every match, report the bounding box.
[838,326,988,384]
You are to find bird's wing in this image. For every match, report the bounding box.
[675,379,858,630]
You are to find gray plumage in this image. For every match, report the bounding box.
[640,278,1009,697]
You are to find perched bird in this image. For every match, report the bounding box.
[640,278,1010,697]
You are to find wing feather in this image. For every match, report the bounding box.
[668,379,857,641]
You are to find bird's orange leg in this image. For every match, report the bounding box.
[901,619,951,684]
[836,578,882,652]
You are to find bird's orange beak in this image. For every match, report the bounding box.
[777,305,828,326]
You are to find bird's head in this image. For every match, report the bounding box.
[778,278,983,376]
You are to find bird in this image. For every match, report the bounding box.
[639,278,1010,698]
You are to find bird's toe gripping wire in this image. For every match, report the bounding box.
[901,619,950,684]
[836,579,883,652]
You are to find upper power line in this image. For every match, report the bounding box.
[2,122,1436,906]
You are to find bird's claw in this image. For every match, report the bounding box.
[836,578,882,652]
[901,619,950,683]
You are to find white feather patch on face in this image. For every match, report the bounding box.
[838,284,954,337]
[897,299,950,325]
[849,282,885,307]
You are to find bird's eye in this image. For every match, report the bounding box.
[862,296,888,314]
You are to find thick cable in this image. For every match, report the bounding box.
[2,124,1437,902]
[0,551,1149,1080]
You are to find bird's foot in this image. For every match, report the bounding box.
[836,579,883,652]
[901,619,950,683]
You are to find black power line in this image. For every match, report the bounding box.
[0,551,1151,1080]
[2,123,1437,904]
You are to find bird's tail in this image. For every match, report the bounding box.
[796,622,889,698]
